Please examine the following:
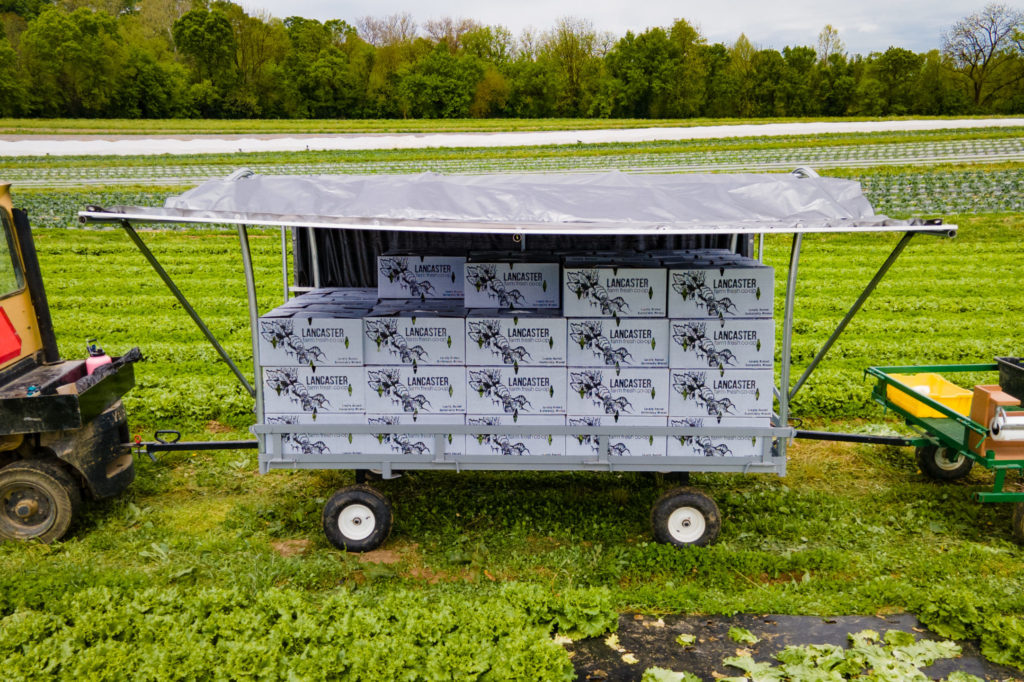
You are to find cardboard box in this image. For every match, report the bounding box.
[465,415,564,457]
[365,414,465,457]
[258,315,363,367]
[668,369,773,419]
[377,254,465,299]
[264,413,465,457]
[263,366,364,415]
[263,413,364,456]
[668,318,774,370]
[467,367,567,415]
[465,312,567,366]
[567,368,669,417]
[364,365,467,415]
[566,415,667,457]
[362,314,466,366]
[563,267,667,317]
[667,264,774,319]
[567,318,668,368]
[464,262,560,309]
[667,416,767,458]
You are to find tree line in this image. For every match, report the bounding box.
[1,0,1022,119]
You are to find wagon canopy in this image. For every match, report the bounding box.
[82,169,942,236]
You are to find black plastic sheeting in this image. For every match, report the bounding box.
[292,229,751,289]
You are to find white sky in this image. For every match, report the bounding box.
[240,0,1020,55]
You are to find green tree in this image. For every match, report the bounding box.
[396,42,484,117]
[872,46,924,114]
[172,6,235,83]
[943,2,1024,109]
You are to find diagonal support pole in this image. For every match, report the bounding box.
[120,220,255,397]
[788,231,916,402]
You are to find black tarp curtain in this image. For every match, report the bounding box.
[293,229,752,288]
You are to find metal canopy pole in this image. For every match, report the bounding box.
[120,220,255,397]
[776,233,803,445]
[307,227,321,288]
[788,231,917,401]
[238,224,264,423]
[281,226,289,303]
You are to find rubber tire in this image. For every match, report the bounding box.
[1012,503,1024,545]
[322,485,392,552]
[0,459,81,543]
[916,445,973,480]
[651,487,721,547]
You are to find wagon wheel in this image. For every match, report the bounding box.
[0,460,82,543]
[1012,504,1024,545]
[651,487,721,547]
[322,485,393,552]
[915,444,973,480]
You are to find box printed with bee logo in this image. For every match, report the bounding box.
[667,416,767,458]
[465,414,564,457]
[467,367,567,415]
[263,412,366,457]
[566,415,667,458]
[464,262,560,309]
[668,369,773,420]
[263,413,465,457]
[562,267,667,318]
[262,366,365,415]
[364,366,467,414]
[364,414,466,457]
[667,263,774,320]
[258,314,364,367]
[668,318,774,370]
[465,311,567,366]
[566,368,669,417]
[362,313,466,366]
[377,254,465,299]
[567,318,668,368]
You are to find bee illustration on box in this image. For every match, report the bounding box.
[566,270,628,315]
[467,319,530,365]
[569,370,632,418]
[468,369,531,416]
[569,320,632,367]
[368,416,432,455]
[364,318,429,365]
[266,416,330,456]
[468,416,531,456]
[265,367,331,414]
[465,264,527,308]
[671,322,737,373]
[670,271,737,324]
[671,371,735,423]
[672,417,733,457]
[367,368,430,414]
[379,256,436,299]
[569,416,631,456]
[259,319,327,367]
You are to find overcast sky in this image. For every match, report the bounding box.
[239,0,1017,55]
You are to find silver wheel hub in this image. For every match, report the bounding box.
[667,506,706,544]
[338,503,375,541]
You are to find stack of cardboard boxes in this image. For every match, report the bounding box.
[259,248,774,460]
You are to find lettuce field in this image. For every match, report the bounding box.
[2,129,1024,679]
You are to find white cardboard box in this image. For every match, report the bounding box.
[263,366,364,415]
[567,368,669,417]
[567,318,668,368]
[377,254,465,299]
[668,369,773,419]
[465,415,565,457]
[668,318,774,370]
[667,264,774,319]
[258,315,363,367]
[363,315,466,366]
[464,262,560,308]
[566,415,667,458]
[465,313,566,366]
[563,267,667,317]
[364,366,467,415]
[263,413,465,457]
[667,416,767,458]
[466,367,567,415]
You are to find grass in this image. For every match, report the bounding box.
[2,115,1020,136]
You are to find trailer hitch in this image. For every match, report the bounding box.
[131,430,258,462]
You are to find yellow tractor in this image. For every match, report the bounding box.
[0,184,138,543]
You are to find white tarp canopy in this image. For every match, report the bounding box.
[81,169,947,235]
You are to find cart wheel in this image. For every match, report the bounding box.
[916,445,973,480]
[651,487,721,547]
[322,485,392,552]
[0,460,82,543]
[1012,504,1024,545]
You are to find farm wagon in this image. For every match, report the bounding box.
[79,169,954,551]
